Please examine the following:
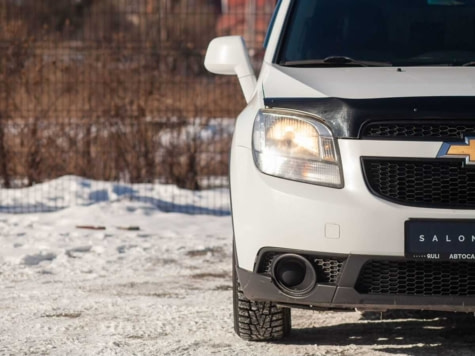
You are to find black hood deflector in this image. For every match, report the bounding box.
[264,97,475,139]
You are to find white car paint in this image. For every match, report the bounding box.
[231,138,475,270]
[262,65,475,99]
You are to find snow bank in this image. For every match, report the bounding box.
[0,175,230,215]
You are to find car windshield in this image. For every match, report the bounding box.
[278,0,475,67]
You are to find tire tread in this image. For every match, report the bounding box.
[233,263,291,341]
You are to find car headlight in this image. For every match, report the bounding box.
[252,109,343,188]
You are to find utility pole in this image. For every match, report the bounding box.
[221,0,228,13]
[246,0,256,56]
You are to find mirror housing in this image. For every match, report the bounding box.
[204,36,257,103]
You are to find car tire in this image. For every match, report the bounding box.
[232,244,291,341]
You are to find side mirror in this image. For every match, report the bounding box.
[204,36,257,103]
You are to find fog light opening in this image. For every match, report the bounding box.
[271,254,317,297]
[277,260,306,288]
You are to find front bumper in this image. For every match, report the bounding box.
[237,252,475,312]
[231,140,475,271]
[231,137,475,311]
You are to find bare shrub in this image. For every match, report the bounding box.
[5,0,93,39]
[0,20,33,187]
[0,2,246,190]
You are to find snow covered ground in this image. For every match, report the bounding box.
[1,177,475,355]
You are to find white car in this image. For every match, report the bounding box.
[205,0,475,341]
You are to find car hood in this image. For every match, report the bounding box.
[262,64,475,99]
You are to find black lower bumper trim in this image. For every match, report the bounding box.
[237,253,475,312]
[237,266,336,306]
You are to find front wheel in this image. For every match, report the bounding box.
[232,246,291,341]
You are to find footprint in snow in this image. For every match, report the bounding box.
[66,246,92,258]
[23,252,57,266]
[117,245,138,254]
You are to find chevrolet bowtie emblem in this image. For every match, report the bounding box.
[437,137,475,164]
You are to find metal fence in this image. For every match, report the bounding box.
[0,0,274,214]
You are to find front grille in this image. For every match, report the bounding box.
[360,121,475,140]
[356,260,475,296]
[362,158,475,209]
[257,252,345,285]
